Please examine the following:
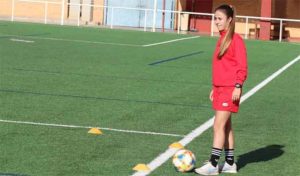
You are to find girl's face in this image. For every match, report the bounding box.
[214,10,231,31]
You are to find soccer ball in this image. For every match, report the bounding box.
[172,149,196,172]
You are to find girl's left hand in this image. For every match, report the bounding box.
[232,88,242,102]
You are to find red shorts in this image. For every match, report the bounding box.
[212,86,240,113]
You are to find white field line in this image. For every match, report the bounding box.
[4,34,201,47]
[0,119,185,137]
[132,54,300,176]
[1,34,141,47]
[143,36,200,47]
[3,34,201,47]
[10,38,35,43]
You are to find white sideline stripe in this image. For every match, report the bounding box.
[10,38,34,43]
[132,54,300,176]
[0,119,185,137]
[240,55,300,102]
[0,34,140,47]
[143,36,200,47]
[2,34,201,47]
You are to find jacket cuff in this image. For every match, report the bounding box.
[236,80,244,85]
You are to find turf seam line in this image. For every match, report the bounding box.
[142,36,200,47]
[0,89,210,108]
[10,68,202,85]
[0,119,185,137]
[131,54,300,176]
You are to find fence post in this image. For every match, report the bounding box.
[77,3,80,26]
[144,9,147,32]
[152,0,157,32]
[245,17,249,39]
[177,12,180,34]
[279,19,283,42]
[61,0,64,25]
[110,7,114,29]
[45,1,48,24]
[11,0,15,21]
[211,14,214,37]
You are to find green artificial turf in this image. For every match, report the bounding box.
[0,21,299,176]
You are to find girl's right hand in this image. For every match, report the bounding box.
[209,89,214,102]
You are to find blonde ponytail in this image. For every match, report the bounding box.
[216,5,236,59]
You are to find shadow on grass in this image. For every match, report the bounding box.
[237,144,284,171]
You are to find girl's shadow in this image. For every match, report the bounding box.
[237,144,284,171]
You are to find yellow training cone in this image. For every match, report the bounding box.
[169,142,184,149]
[88,128,103,135]
[133,164,150,171]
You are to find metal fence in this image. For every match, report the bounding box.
[2,0,300,42]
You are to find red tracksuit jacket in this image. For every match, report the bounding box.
[212,31,248,86]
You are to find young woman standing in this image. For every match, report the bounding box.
[195,4,248,175]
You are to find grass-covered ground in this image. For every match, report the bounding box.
[0,21,299,176]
